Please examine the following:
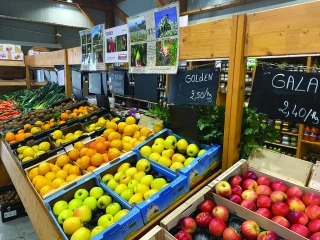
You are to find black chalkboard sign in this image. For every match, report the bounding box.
[88,73,102,94]
[176,68,220,105]
[72,70,82,90]
[134,74,158,102]
[109,71,125,95]
[168,74,179,104]
[249,66,320,126]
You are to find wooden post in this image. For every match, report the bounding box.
[165,74,170,97]
[106,8,116,28]
[55,26,60,45]
[64,50,72,97]
[25,57,31,89]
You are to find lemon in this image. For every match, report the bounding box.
[65,133,74,140]
[23,147,36,158]
[34,151,46,158]
[56,139,64,146]
[17,146,28,154]
[95,127,101,130]
[39,142,51,152]
[153,123,164,134]
[31,127,41,135]
[96,118,106,127]
[53,130,63,140]
[88,124,96,129]
[18,153,24,160]
[74,130,83,136]
[32,145,39,153]
[22,157,33,162]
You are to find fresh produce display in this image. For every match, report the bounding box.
[100,159,168,204]
[51,186,130,239]
[52,129,86,146]
[0,99,21,122]
[111,108,142,119]
[16,140,51,162]
[0,188,20,205]
[215,170,320,239]
[85,116,120,133]
[58,105,96,122]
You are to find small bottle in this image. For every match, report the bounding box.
[310,127,318,142]
[303,126,311,141]
[312,58,319,73]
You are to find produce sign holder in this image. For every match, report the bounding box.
[134,128,221,188]
[140,225,174,240]
[44,174,144,240]
[94,151,189,224]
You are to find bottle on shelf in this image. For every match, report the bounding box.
[310,127,318,142]
[312,58,319,73]
[303,125,311,141]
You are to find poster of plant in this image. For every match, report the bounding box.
[79,24,106,71]
[127,2,179,74]
[104,24,129,63]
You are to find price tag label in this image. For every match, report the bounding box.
[247,58,257,67]
[4,210,17,219]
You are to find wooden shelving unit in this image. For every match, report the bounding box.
[0,60,25,67]
[0,80,26,86]
[265,141,297,150]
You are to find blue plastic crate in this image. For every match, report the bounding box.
[44,174,144,240]
[133,128,221,188]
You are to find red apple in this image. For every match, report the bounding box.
[179,217,197,233]
[212,205,229,222]
[175,230,192,240]
[257,196,272,209]
[196,212,213,229]
[290,224,311,238]
[270,191,287,203]
[305,205,320,220]
[256,185,272,196]
[286,186,303,199]
[255,208,272,219]
[199,200,215,213]
[241,220,261,240]
[271,216,290,228]
[308,219,320,233]
[310,232,320,240]
[209,218,227,237]
[243,171,258,181]
[232,185,243,197]
[287,210,309,225]
[242,190,258,202]
[285,197,306,212]
[271,181,287,192]
[242,179,258,191]
[215,181,232,197]
[271,202,290,217]
[303,193,320,206]
[257,176,271,186]
[229,195,242,204]
[240,200,257,211]
[229,175,243,186]
[257,231,279,240]
[223,227,242,240]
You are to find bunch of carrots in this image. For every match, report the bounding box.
[0,99,21,122]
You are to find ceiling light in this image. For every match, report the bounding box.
[66,0,73,2]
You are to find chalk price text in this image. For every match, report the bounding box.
[278,101,319,124]
[190,88,213,102]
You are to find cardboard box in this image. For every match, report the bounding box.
[44,174,144,240]
[94,151,189,224]
[308,161,320,191]
[134,129,221,188]
[140,225,175,240]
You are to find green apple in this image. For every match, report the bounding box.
[139,146,152,157]
[68,199,83,211]
[114,172,125,182]
[163,136,177,150]
[136,159,151,172]
[198,149,206,157]
[157,156,171,167]
[144,189,158,199]
[170,162,184,171]
[63,216,82,236]
[83,197,97,211]
[98,214,114,228]
[90,187,104,199]
[149,152,161,162]
[133,171,146,181]
[162,149,174,159]
[115,184,128,195]
[74,205,92,224]
[154,138,164,145]
[90,226,105,238]
[120,176,131,185]
[151,178,167,190]
[102,174,113,184]
[129,193,144,204]
[134,183,150,195]
[117,162,131,173]
[106,203,121,216]
[107,179,119,190]
[121,189,134,201]
[184,157,195,166]
[151,143,164,154]
[172,153,186,163]
[186,143,200,157]
[140,175,154,187]
[125,167,138,177]
[97,195,112,209]
[71,227,91,240]
[53,200,68,216]
[58,209,73,224]
[177,139,188,153]
[74,189,89,201]
[128,180,139,190]
[114,209,130,222]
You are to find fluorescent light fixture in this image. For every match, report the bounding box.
[67,0,73,2]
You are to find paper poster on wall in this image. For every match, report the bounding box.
[104,25,128,63]
[127,2,180,74]
[80,24,105,71]
[0,44,23,61]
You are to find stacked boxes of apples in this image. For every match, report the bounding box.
[135,129,221,188]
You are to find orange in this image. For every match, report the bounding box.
[90,153,103,167]
[134,141,142,147]
[103,129,115,140]
[63,164,72,171]
[40,185,54,197]
[60,113,69,121]
[102,153,109,163]
[123,142,133,152]
[85,149,96,157]
[68,166,81,175]
[123,125,135,136]
[129,138,138,145]
[95,142,107,154]
[42,124,51,131]
[140,127,151,137]
[15,133,25,142]
[51,178,65,188]
[108,132,121,141]
[89,142,97,149]
[56,170,68,180]
[106,122,117,131]
[95,137,106,143]
[56,154,70,167]
[122,136,132,143]
[76,156,91,170]
[5,132,15,142]
[125,116,136,125]
[133,131,141,139]
[28,168,39,181]
[73,109,79,113]
[108,148,121,161]
[45,172,56,181]
[79,147,89,157]
[24,124,32,131]
[132,124,139,132]
[35,178,51,192]
[38,162,51,176]
[65,110,71,114]
[87,166,97,172]
[68,149,80,161]
[32,175,45,186]
[35,121,43,126]
[110,140,123,150]
[51,165,61,173]
[66,174,78,182]
[74,141,85,150]
[117,122,127,133]
[24,133,32,138]
[18,129,24,134]
[139,136,147,142]
[58,121,66,125]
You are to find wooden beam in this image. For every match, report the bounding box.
[113,5,127,24]
[179,0,187,13]
[181,0,261,16]
[76,4,96,26]
[64,50,72,98]
[155,0,165,7]
[106,8,116,28]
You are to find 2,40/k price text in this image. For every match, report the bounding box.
[279,101,319,124]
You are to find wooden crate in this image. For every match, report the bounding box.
[308,161,320,191]
[140,226,175,240]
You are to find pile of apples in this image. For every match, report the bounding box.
[52,186,129,240]
[215,170,320,239]
[175,199,279,240]
[101,159,169,204]
[139,135,206,171]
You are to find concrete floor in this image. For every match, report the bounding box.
[0,216,39,240]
